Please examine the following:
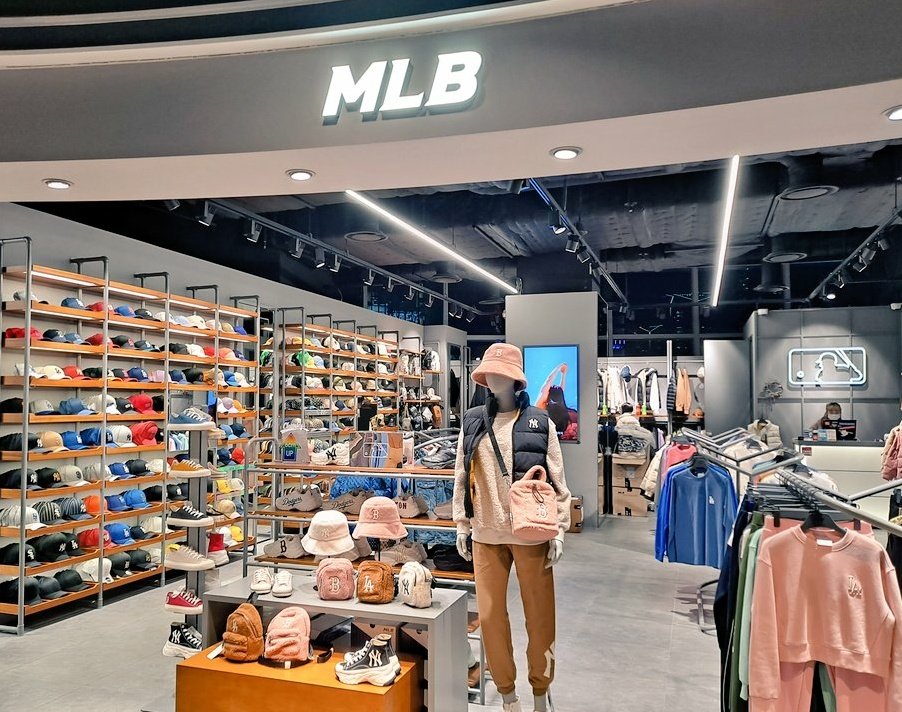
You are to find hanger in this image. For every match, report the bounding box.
[800,506,846,535]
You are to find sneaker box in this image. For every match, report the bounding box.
[612,486,648,517]
[611,454,649,489]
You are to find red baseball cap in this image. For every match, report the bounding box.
[84,495,109,514]
[129,421,159,445]
[77,528,112,550]
[87,302,113,312]
[231,447,246,464]
[128,394,156,414]
[219,347,237,360]
[62,365,89,380]
[4,327,42,340]
[85,333,111,346]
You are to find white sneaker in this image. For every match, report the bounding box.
[271,570,294,598]
[502,699,522,712]
[251,568,273,593]
[263,534,305,559]
[275,484,323,512]
[165,544,215,571]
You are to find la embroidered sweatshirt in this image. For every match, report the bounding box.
[749,527,902,712]
[452,409,571,545]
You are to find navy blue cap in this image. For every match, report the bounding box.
[104,495,130,512]
[127,368,149,382]
[60,431,89,450]
[61,297,86,310]
[109,462,131,479]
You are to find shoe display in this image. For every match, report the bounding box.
[250,568,274,593]
[274,484,323,512]
[169,459,211,478]
[271,570,294,598]
[162,623,203,658]
[380,539,428,566]
[207,532,229,566]
[169,408,216,429]
[322,489,372,515]
[165,544,215,571]
[326,442,350,466]
[421,448,456,470]
[262,534,305,559]
[394,494,429,519]
[168,503,215,528]
[164,589,203,614]
[432,499,453,520]
[335,633,400,686]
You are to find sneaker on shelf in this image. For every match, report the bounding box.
[421,448,456,470]
[336,633,401,685]
[275,485,323,512]
[162,623,203,658]
[169,407,216,429]
[322,488,372,515]
[169,503,215,528]
[271,570,294,598]
[380,539,428,566]
[170,460,211,478]
[262,534,306,559]
[207,532,229,566]
[310,451,329,466]
[251,567,274,593]
[165,544,215,571]
[326,442,350,466]
[341,633,401,670]
[432,499,453,520]
[165,589,203,615]
[394,494,429,519]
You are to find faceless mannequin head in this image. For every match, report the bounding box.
[485,373,517,411]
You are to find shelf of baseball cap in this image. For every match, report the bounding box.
[0,443,166,463]
[0,549,101,578]
[0,480,103,498]
[101,473,164,489]
[0,514,103,540]
[0,582,101,617]
[253,463,454,477]
[2,376,167,391]
[0,412,166,424]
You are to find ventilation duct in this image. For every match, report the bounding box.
[777,156,838,200]
[763,235,807,263]
[753,262,789,293]
[429,261,463,283]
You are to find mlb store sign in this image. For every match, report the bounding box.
[322,51,483,122]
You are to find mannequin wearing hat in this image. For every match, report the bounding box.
[453,343,571,712]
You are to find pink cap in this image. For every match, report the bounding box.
[353,496,408,540]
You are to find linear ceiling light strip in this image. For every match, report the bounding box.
[344,190,518,295]
[710,154,741,308]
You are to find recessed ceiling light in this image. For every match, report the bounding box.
[885,106,902,121]
[286,169,315,181]
[43,178,72,190]
[779,185,838,200]
[550,147,581,160]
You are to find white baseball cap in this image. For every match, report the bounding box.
[37,365,69,380]
[58,465,90,486]
[146,459,168,474]
[0,505,45,530]
[83,463,112,482]
[86,394,119,414]
[140,515,167,534]
[109,425,136,447]
[77,557,113,584]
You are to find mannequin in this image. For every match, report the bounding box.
[452,343,570,712]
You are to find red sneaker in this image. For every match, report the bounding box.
[207,531,229,567]
[164,589,203,615]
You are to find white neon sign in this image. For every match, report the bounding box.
[322,51,483,122]
[788,347,867,387]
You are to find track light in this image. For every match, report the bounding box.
[852,258,867,273]
[405,286,416,301]
[576,245,591,263]
[244,220,262,243]
[425,294,434,307]
[314,247,326,268]
[509,179,526,195]
[448,303,456,317]
[386,278,395,293]
[548,209,567,235]
[565,236,580,253]
[823,285,837,301]
[363,269,375,286]
[878,235,891,251]
[197,201,216,227]
[861,244,878,264]
[163,199,180,211]
[466,311,476,323]
[288,237,303,257]
[589,262,602,280]
[835,272,845,289]
[457,305,465,318]
[328,254,342,273]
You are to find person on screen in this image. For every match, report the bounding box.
[535,363,578,439]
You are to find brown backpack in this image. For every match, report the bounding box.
[356,561,395,604]
[223,603,264,662]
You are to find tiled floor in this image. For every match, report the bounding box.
[0,517,720,712]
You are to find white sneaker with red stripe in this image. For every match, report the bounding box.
[164,589,203,615]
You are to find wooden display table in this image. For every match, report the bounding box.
[176,646,422,712]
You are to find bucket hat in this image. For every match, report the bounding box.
[301,510,355,556]
[353,496,408,540]
[471,343,527,391]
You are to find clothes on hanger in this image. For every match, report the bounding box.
[675,368,692,415]
[881,424,902,481]
[748,419,782,446]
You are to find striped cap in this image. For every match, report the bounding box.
[34,500,66,525]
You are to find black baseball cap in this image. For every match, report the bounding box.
[41,329,66,343]
[144,486,163,502]
[128,548,156,571]
[134,308,158,321]
[0,397,23,413]
[183,368,205,383]
[115,398,138,414]
[32,533,70,563]
[108,552,132,578]
[60,532,84,556]
[35,575,69,600]
[166,484,188,501]
[0,542,39,568]
[82,367,105,379]
[0,577,42,606]
[134,340,159,352]
[151,395,165,413]
[129,525,155,541]
[0,467,39,490]
[0,433,40,451]
[54,568,91,592]
[169,343,190,355]
[35,467,66,489]
[125,459,152,477]
[111,335,134,349]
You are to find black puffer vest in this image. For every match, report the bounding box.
[461,395,556,517]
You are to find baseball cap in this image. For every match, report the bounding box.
[183,368,205,383]
[37,365,69,381]
[127,368,150,382]
[115,397,138,414]
[12,290,47,304]
[110,425,136,447]
[83,495,109,514]
[83,464,112,482]
[173,315,191,327]
[122,489,151,510]
[129,421,159,446]
[32,532,69,561]
[0,542,39,568]
[230,423,247,438]
[26,399,57,416]
[108,552,133,578]
[140,515,167,533]
[54,568,92,592]
[231,447,246,464]
[0,397,23,413]
[0,578,42,606]
[169,343,190,355]
[61,532,84,556]
[61,297,87,310]
[61,366,89,381]
[34,501,67,526]
[63,332,87,345]
[86,394,118,415]
[57,465,90,487]
[82,367,106,379]
[109,462,131,479]
[35,467,66,489]
[167,484,188,501]
[87,302,112,313]
[41,328,66,343]
[129,525,155,541]
[104,494,130,512]
[134,340,159,352]
[185,315,207,329]
[105,523,136,546]
[149,369,167,383]
[219,424,236,440]
[77,557,113,584]
[4,327,42,340]
[217,448,235,466]
[134,308,158,321]
[111,335,135,349]
[37,431,68,453]
[202,345,216,357]
[80,426,114,447]
[54,495,92,521]
[186,344,206,358]
[114,305,136,318]
[110,368,137,382]
[78,528,112,550]
[168,369,188,384]
[128,548,156,571]
[128,394,156,414]
[60,430,90,450]
[124,459,152,477]
[59,398,93,415]
[234,324,248,336]
[152,396,166,413]
[35,575,69,601]
[213,499,239,519]
[146,459,168,474]
[85,333,112,346]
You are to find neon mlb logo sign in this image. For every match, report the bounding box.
[322,51,483,123]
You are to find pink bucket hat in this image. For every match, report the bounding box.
[353,496,408,540]
[472,343,527,391]
[302,510,355,556]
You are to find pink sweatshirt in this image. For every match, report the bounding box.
[749,527,902,712]
[663,443,696,475]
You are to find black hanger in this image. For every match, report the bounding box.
[800,507,846,535]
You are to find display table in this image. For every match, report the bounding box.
[795,440,887,519]
[176,645,422,712]
[200,576,469,712]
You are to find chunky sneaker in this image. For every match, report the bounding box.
[169,408,216,429]
[275,485,323,512]
[394,494,429,519]
[380,539,428,566]
[165,544,215,571]
[207,532,229,567]
[168,503,215,528]
[162,623,203,658]
[336,634,400,686]
[326,442,350,466]
[250,567,273,593]
[165,589,203,615]
[170,459,211,478]
[271,570,294,598]
[263,534,305,559]
[502,698,523,712]
[322,488,372,515]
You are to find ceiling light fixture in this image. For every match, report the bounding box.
[345,190,518,294]
[288,237,303,258]
[710,154,742,308]
[328,254,342,273]
[163,199,180,211]
[576,245,591,264]
[884,106,902,121]
[852,258,867,273]
[550,146,581,160]
[245,220,263,244]
[386,278,395,293]
[861,243,878,263]
[466,311,476,323]
[363,269,375,286]
[424,294,434,307]
[197,201,216,227]
[405,286,416,301]
[565,236,581,253]
[43,178,72,190]
[548,209,568,235]
[878,235,891,251]
[314,247,326,269]
[286,169,315,182]
[823,285,837,301]
[589,262,602,280]
[835,272,845,289]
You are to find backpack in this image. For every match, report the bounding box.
[223,603,264,662]
[509,465,559,542]
[316,558,355,601]
[356,560,395,604]
[264,607,311,663]
[398,562,433,608]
